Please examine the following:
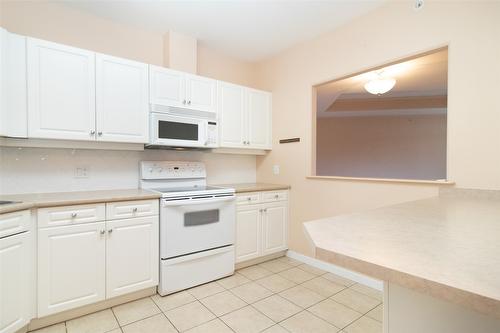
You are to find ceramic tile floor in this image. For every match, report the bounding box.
[32,257,383,333]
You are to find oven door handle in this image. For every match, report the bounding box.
[162,196,235,207]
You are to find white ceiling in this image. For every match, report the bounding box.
[63,0,384,62]
[316,48,449,115]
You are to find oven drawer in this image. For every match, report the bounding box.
[237,193,260,205]
[262,191,288,203]
[159,246,234,296]
[38,204,105,228]
[106,199,159,220]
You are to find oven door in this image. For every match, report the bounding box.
[160,195,236,259]
[149,113,207,148]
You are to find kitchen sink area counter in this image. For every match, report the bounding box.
[215,182,291,193]
[304,189,500,333]
[0,189,161,214]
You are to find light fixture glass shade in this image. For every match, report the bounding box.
[364,78,396,95]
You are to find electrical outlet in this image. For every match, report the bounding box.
[273,165,280,175]
[75,166,90,178]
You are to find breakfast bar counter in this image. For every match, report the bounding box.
[304,189,500,333]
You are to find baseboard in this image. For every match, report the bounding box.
[235,250,287,269]
[28,287,156,331]
[286,250,383,291]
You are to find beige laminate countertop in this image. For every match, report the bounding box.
[0,189,161,214]
[304,192,500,319]
[215,183,290,193]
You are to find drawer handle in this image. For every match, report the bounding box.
[71,213,78,218]
[132,207,138,213]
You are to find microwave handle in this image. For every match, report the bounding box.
[203,122,209,146]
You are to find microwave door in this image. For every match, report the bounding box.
[151,114,205,147]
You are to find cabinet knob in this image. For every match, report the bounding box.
[90,130,95,135]
[132,207,138,213]
[183,100,186,104]
[247,197,251,201]
[187,100,191,105]
[100,230,105,235]
[108,229,113,234]
[263,208,268,212]
[274,194,279,199]
[71,212,77,218]
[98,131,102,136]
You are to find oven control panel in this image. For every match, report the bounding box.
[140,161,206,179]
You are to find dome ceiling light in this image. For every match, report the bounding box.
[364,72,396,95]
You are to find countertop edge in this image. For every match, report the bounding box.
[314,243,500,320]
[0,190,162,214]
[214,183,291,194]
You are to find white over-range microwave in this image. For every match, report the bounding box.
[147,106,218,149]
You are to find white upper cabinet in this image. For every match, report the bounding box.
[149,65,185,109]
[218,83,272,150]
[218,81,246,148]
[96,54,149,143]
[185,74,217,112]
[0,28,28,138]
[149,66,216,113]
[27,38,96,141]
[247,89,272,149]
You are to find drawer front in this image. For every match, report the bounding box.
[262,191,288,203]
[106,199,159,220]
[0,210,31,238]
[38,204,105,228]
[237,193,261,206]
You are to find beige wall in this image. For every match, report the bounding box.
[0,1,256,87]
[316,114,447,180]
[255,1,500,255]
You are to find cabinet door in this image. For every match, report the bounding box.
[38,222,105,316]
[218,82,246,148]
[27,38,96,141]
[0,232,32,333]
[106,216,158,298]
[247,88,272,149]
[96,54,149,143]
[261,202,288,256]
[185,74,216,113]
[235,205,261,263]
[0,29,27,138]
[149,65,185,108]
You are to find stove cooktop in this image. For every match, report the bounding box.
[150,185,235,198]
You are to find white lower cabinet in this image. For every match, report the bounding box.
[235,191,288,263]
[0,230,33,333]
[235,206,261,262]
[37,200,159,317]
[261,202,288,256]
[38,222,106,317]
[106,216,158,298]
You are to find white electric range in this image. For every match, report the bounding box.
[140,161,236,296]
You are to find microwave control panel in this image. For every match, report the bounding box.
[206,121,218,148]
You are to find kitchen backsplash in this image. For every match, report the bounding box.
[0,147,256,194]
